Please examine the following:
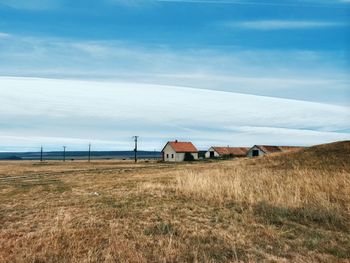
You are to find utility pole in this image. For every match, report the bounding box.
[40,146,43,162]
[63,146,66,162]
[88,143,91,163]
[133,136,139,163]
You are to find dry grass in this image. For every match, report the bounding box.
[176,141,350,209]
[0,141,349,262]
[176,163,350,211]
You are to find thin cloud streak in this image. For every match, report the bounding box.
[0,32,11,38]
[1,0,349,9]
[157,0,350,8]
[224,20,347,30]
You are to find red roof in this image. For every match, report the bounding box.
[212,147,249,156]
[163,141,198,153]
[255,145,304,154]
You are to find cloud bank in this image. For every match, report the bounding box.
[0,35,349,106]
[0,77,349,151]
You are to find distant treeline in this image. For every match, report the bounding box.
[0,151,162,161]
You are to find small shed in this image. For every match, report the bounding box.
[162,140,199,162]
[205,147,249,159]
[247,145,304,157]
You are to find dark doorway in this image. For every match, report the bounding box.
[252,150,259,157]
[210,151,215,158]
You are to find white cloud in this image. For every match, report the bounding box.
[0,35,348,105]
[0,7,345,105]
[0,77,349,151]
[224,20,346,30]
[156,0,350,8]
[1,0,347,9]
[0,32,11,38]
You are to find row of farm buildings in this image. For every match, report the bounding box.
[162,140,304,162]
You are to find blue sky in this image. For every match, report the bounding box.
[0,0,349,151]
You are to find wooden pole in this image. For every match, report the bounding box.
[133,136,138,163]
[88,143,91,162]
[63,146,66,162]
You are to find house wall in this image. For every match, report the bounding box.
[247,146,265,157]
[163,144,177,162]
[205,147,220,158]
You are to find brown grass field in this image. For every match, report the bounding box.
[0,141,349,262]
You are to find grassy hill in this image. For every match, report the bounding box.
[0,141,349,262]
[260,140,350,171]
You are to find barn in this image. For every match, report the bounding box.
[205,147,249,159]
[162,140,199,162]
[247,145,304,157]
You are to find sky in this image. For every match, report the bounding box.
[0,0,349,151]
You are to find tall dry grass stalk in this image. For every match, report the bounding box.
[175,163,350,213]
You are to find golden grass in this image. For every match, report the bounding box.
[175,163,350,211]
[176,142,350,212]
[0,141,349,262]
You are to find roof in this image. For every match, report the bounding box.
[254,145,304,154]
[163,141,198,153]
[212,147,249,156]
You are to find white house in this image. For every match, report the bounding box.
[162,140,199,162]
[247,145,304,157]
[205,147,249,159]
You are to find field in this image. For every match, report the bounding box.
[0,141,349,262]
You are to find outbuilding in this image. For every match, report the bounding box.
[162,140,199,162]
[247,145,304,157]
[205,147,249,159]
